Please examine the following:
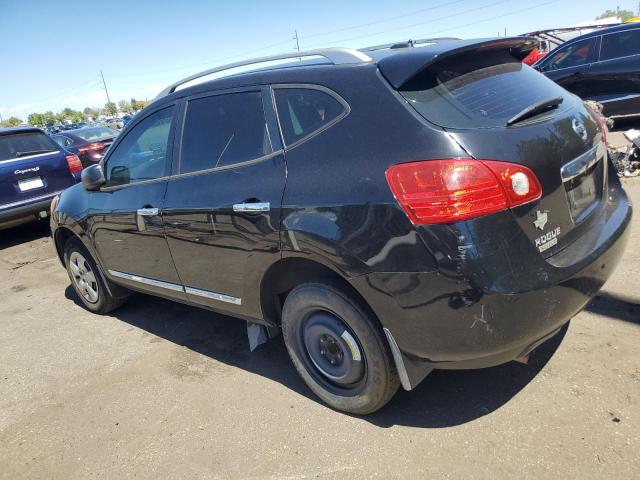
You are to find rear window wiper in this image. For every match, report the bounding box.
[506,96,563,126]
[15,149,56,158]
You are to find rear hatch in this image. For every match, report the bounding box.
[0,130,76,208]
[378,39,607,258]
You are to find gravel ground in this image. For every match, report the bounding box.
[0,179,638,480]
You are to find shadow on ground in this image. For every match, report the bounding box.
[65,286,567,429]
[0,221,50,250]
[586,293,640,324]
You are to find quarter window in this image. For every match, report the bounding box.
[104,106,174,186]
[540,38,596,71]
[274,88,346,146]
[180,91,271,174]
[600,29,640,61]
[52,135,73,147]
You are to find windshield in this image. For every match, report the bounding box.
[0,132,59,162]
[399,52,574,129]
[74,127,118,142]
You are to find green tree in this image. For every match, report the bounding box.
[118,99,132,114]
[70,111,86,123]
[104,101,117,116]
[83,107,99,119]
[28,112,44,126]
[133,99,148,111]
[596,9,635,21]
[42,111,56,126]
[0,116,23,127]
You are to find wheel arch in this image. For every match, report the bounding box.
[53,226,76,266]
[259,256,381,329]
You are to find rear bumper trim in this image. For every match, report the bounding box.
[0,190,63,211]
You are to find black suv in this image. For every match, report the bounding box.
[534,22,640,117]
[51,38,632,414]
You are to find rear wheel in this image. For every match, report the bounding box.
[281,282,399,414]
[64,238,128,314]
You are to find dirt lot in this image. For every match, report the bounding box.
[0,180,639,480]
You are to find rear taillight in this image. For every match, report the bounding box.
[78,142,105,153]
[385,159,542,225]
[595,114,608,146]
[66,154,83,175]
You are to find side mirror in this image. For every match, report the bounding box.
[81,164,106,191]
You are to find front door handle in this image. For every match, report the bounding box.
[137,207,159,216]
[232,202,270,213]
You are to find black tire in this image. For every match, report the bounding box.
[281,282,400,414]
[63,237,129,314]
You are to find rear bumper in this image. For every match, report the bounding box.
[351,172,632,387]
[0,191,60,227]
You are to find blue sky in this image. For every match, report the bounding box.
[1,0,637,119]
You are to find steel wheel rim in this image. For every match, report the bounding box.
[302,311,365,388]
[69,251,99,304]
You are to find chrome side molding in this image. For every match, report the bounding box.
[233,202,270,213]
[108,269,241,305]
[108,269,184,292]
[383,327,412,391]
[185,286,242,305]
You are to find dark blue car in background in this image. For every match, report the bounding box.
[0,127,81,230]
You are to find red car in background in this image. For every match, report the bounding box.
[51,126,119,167]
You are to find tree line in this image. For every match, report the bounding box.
[0,99,149,128]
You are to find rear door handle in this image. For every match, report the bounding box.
[137,207,159,216]
[232,202,270,212]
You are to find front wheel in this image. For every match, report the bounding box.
[281,282,400,414]
[64,238,128,314]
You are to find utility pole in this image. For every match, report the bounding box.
[100,70,112,106]
[504,27,507,37]
[294,29,301,60]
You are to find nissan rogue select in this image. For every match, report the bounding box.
[50,37,631,414]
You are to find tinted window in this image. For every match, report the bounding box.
[540,38,596,71]
[104,106,174,186]
[180,92,270,173]
[0,131,59,162]
[600,29,640,61]
[274,88,346,146]
[74,127,118,141]
[401,53,572,129]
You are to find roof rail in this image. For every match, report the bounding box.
[360,37,461,52]
[155,48,372,99]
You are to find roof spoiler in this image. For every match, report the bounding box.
[377,37,538,89]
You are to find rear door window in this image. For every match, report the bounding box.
[274,87,347,146]
[0,131,59,162]
[180,91,271,174]
[400,52,573,129]
[600,29,640,61]
[540,37,597,71]
[74,127,118,141]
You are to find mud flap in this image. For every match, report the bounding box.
[247,321,268,352]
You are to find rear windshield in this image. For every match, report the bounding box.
[399,52,573,129]
[74,127,118,142]
[0,131,59,162]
